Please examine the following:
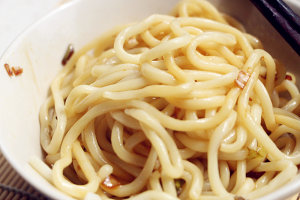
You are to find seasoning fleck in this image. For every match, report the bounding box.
[285,74,292,81]
[62,44,74,66]
[12,66,23,76]
[4,63,13,77]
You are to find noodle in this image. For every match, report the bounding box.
[31,0,300,199]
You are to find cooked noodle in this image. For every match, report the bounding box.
[31,0,300,199]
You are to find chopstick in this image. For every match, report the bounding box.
[250,0,300,56]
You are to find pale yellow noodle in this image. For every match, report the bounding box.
[33,0,300,199]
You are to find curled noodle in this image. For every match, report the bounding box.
[31,0,300,199]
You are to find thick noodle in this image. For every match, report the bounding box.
[31,0,300,199]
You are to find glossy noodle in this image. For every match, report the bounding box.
[31,0,300,199]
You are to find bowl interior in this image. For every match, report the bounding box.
[0,0,299,199]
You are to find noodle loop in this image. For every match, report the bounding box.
[33,0,300,199]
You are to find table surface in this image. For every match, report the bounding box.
[0,0,299,200]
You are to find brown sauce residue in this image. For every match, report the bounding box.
[101,175,121,190]
[4,63,13,76]
[62,44,74,66]
[4,63,23,77]
[285,74,292,81]
[12,66,23,76]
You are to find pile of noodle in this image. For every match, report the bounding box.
[31,0,300,199]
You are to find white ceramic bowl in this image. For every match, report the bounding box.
[0,0,299,199]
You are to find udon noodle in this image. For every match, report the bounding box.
[31,0,300,199]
